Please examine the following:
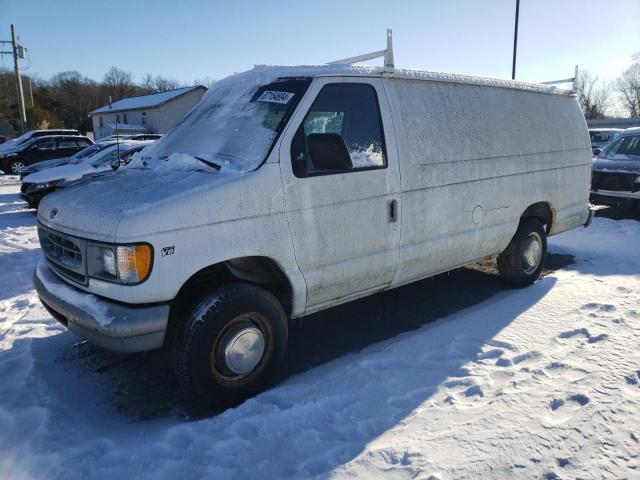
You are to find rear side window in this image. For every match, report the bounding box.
[57,139,79,148]
[291,83,386,177]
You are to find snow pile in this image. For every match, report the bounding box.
[0,176,639,479]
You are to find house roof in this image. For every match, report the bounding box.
[90,85,206,115]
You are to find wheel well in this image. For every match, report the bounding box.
[521,202,554,234]
[169,256,294,327]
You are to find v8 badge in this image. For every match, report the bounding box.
[161,246,175,257]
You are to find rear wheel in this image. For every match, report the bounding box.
[497,218,547,287]
[172,283,288,406]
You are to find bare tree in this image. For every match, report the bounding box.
[139,74,182,93]
[139,73,155,94]
[575,70,611,119]
[193,76,216,89]
[617,52,640,118]
[103,66,136,100]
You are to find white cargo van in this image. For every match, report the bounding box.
[34,63,593,405]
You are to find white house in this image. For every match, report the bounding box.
[90,86,207,139]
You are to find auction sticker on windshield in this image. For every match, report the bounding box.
[256,91,295,104]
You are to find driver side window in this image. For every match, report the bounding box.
[291,83,386,177]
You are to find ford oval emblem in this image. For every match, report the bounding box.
[50,208,58,219]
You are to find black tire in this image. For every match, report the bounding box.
[497,218,547,287]
[173,283,288,407]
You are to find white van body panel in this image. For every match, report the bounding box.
[278,77,401,309]
[381,77,591,285]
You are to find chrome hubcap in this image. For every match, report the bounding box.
[223,326,265,375]
[522,232,543,274]
[10,161,25,174]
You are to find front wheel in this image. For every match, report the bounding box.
[497,218,547,287]
[8,160,26,175]
[173,283,288,406]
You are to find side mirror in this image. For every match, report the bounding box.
[308,133,352,172]
[593,148,602,156]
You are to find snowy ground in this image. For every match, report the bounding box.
[1,173,639,479]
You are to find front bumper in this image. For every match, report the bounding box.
[34,261,169,353]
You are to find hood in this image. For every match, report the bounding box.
[0,144,23,155]
[37,166,278,242]
[0,140,18,152]
[23,161,107,184]
[22,157,73,176]
[592,156,640,175]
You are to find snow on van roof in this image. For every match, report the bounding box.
[247,64,574,95]
[90,86,206,114]
[134,64,573,176]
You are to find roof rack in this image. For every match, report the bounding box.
[540,65,578,92]
[328,29,394,75]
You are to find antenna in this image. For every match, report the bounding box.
[328,29,394,75]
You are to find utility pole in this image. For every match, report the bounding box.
[1,25,28,133]
[11,25,28,133]
[511,0,520,80]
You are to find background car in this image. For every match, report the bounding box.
[591,127,640,211]
[0,129,80,153]
[0,135,93,174]
[21,140,153,209]
[589,128,624,155]
[19,141,117,180]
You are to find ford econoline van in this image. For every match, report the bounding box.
[33,64,593,405]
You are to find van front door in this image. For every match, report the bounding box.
[279,78,400,310]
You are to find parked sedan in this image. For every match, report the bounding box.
[21,141,152,209]
[591,127,640,210]
[0,135,93,174]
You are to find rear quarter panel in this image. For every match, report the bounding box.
[383,78,591,285]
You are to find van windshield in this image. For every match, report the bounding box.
[140,76,311,172]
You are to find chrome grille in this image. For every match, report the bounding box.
[38,224,88,285]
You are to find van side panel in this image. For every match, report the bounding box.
[382,78,591,285]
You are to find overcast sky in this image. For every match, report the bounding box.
[1,0,638,86]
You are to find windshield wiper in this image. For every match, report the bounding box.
[194,156,221,171]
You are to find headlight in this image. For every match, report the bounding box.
[89,243,153,284]
[28,181,58,192]
[101,248,117,276]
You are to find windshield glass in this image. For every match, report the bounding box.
[601,134,640,159]
[89,144,126,166]
[590,131,613,143]
[140,73,311,172]
[72,143,110,160]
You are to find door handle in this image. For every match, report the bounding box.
[388,199,397,223]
